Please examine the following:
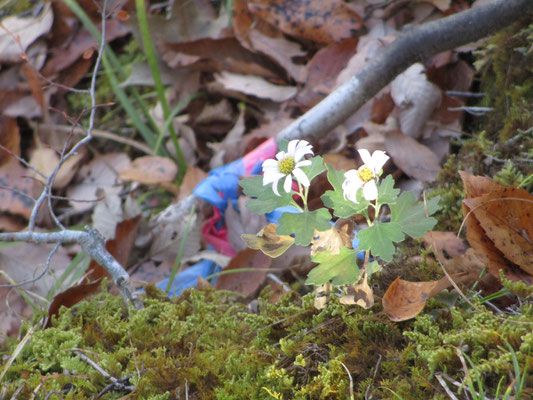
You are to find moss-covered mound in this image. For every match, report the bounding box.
[1,283,532,399]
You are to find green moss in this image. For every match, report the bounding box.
[477,22,533,141]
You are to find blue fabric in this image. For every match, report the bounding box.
[156,258,220,297]
[193,159,245,214]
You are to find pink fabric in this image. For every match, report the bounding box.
[243,137,277,174]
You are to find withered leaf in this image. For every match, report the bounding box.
[242,223,294,258]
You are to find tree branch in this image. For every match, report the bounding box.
[276,0,533,143]
[0,228,143,310]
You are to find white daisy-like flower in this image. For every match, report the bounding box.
[342,149,389,203]
[262,139,314,196]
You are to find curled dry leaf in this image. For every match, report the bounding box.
[391,63,442,139]
[382,277,439,321]
[119,156,177,184]
[311,224,352,257]
[460,171,533,284]
[29,147,81,189]
[339,274,374,309]
[215,71,297,102]
[242,223,294,258]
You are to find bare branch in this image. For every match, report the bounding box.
[276,0,533,144]
[0,228,143,309]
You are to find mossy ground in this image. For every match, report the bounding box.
[1,16,532,400]
[1,281,532,399]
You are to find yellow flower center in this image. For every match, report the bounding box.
[357,166,374,183]
[278,157,295,175]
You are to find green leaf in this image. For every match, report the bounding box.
[390,192,440,238]
[377,175,400,204]
[357,222,404,262]
[240,175,293,213]
[306,247,360,286]
[301,156,326,183]
[321,164,371,217]
[277,209,331,246]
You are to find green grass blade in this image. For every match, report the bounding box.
[135,0,187,183]
[166,205,196,294]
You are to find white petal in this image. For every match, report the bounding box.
[344,170,364,187]
[262,159,279,170]
[272,180,281,196]
[369,150,389,173]
[283,174,293,193]
[275,151,287,161]
[263,171,285,185]
[293,168,310,187]
[294,141,313,161]
[295,160,311,168]
[362,181,378,201]
[357,149,372,165]
[287,140,298,156]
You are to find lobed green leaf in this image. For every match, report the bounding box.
[306,247,360,286]
[277,209,331,246]
[357,222,405,262]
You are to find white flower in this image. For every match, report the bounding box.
[342,149,389,203]
[262,140,314,196]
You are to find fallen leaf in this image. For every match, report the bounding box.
[0,3,53,63]
[296,38,358,107]
[29,147,81,189]
[248,0,363,44]
[207,106,246,168]
[119,156,177,184]
[339,274,374,309]
[424,231,468,260]
[148,197,202,262]
[42,18,130,76]
[385,130,441,181]
[215,71,297,102]
[91,190,123,240]
[460,171,533,285]
[391,63,442,139]
[177,166,208,201]
[464,188,533,275]
[162,37,277,79]
[242,223,294,258]
[214,248,272,296]
[0,116,20,167]
[382,277,439,321]
[0,158,34,219]
[67,153,130,212]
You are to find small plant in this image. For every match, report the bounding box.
[240,140,439,304]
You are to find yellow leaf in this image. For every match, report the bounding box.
[241,223,294,258]
[30,148,81,189]
[311,223,352,256]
